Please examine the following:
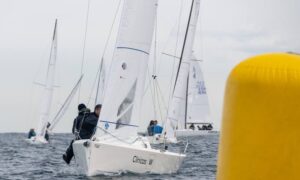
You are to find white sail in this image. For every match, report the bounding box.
[95,59,105,105]
[187,59,210,124]
[73,1,186,175]
[95,0,158,140]
[48,75,83,132]
[36,19,58,138]
[164,0,201,140]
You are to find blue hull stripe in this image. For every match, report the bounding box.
[117,46,149,55]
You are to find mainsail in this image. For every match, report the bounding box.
[187,59,210,124]
[95,0,158,139]
[48,75,83,132]
[36,19,58,138]
[164,0,200,139]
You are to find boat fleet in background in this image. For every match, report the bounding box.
[26,0,215,176]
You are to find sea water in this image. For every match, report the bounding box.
[0,133,218,180]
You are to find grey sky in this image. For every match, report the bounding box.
[0,0,299,132]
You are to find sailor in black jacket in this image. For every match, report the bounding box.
[77,104,101,139]
[63,104,102,164]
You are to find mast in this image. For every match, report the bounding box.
[184,74,189,129]
[173,0,195,91]
[164,0,201,136]
[36,19,58,138]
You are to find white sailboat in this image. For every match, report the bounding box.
[162,0,213,141]
[27,20,83,144]
[73,0,185,176]
[175,58,213,137]
[27,19,59,144]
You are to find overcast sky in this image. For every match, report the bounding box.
[0,0,299,133]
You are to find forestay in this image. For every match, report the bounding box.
[95,59,106,105]
[164,0,201,140]
[95,0,158,140]
[187,59,210,124]
[48,75,83,132]
[36,19,58,138]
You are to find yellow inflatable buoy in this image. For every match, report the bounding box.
[217,53,300,180]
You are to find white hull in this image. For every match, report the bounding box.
[25,136,48,144]
[147,134,178,145]
[147,134,165,145]
[175,129,215,137]
[73,138,185,176]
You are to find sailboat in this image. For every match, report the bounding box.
[72,0,185,176]
[174,58,213,137]
[26,20,83,144]
[161,0,213,141]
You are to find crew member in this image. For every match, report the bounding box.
[189,123,195,130]
[147,120,155,136]
[63,104,102,164]
[28,128,36,139]
[153,120,163,134]
[45,122,51,141]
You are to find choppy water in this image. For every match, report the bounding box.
[0,133,218,180]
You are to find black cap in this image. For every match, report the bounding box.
[95,104,102,110]
[78,103,86,111]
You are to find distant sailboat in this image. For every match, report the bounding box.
[72,0,185,176]
[26,20,83,144]
[162,0,213,141]
[175,58,213,137]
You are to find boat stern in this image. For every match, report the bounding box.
[73,140,93,176]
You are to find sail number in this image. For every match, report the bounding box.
[197,81,206,94]
[132,156,153,165]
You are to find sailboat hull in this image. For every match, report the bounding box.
[73,139,185,176]
[25,136,48,144]
[147,134,178,145]
[175,129,216,137]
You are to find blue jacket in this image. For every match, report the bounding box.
[153,125,163,134]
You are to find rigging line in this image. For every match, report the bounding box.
[142,67,152,97]
[99,0,122,101]
[94,58,103,106]
[78,0,91,104]
[147,68,157,118]
[184,74,190,129]
[154,79,164,122]
[156,79,168,110]
[173,0,195,93]
[87,67,100,106]
[95,126,146,146]
[152,13,159,119]
[167,0,185,109]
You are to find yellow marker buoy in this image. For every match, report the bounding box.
[217,53,300,180]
